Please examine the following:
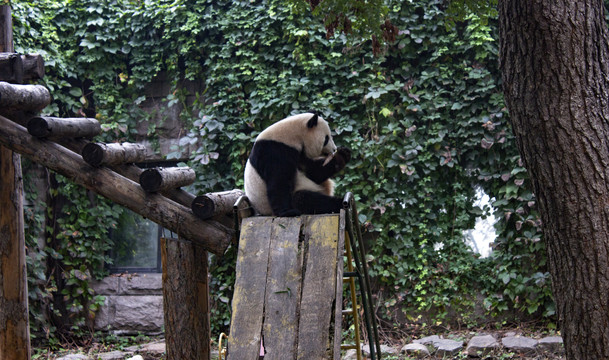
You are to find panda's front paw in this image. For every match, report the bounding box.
[277,209,301,217]
[334,147,351,171]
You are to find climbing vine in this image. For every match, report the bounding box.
[13,0,552,343]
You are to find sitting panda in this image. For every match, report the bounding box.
[244,112,351,217]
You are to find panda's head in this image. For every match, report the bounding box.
[302,113,337,159]
[257,112,337,159]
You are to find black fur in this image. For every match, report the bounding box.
[249,139,301,217]
[292,190,344,214]
[249,140,350,217]
[299,147,351,184]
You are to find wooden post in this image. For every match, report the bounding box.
[161,237,210,360]
[0,5,31,359]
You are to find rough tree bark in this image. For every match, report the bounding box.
[0,5,31,358]
[499,1,609,358]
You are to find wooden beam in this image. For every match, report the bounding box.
[0,82,50,115]
[27,116,100,139]
[139,167,195,193]
[191,189,245,220]
[54,137,197,210]
[82,142,149,167]
[0,53,45,83]
[0,114,234,255]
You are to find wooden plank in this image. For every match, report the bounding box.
[262,217,304,360]
[227,217,273,360]
[297,215,340,360]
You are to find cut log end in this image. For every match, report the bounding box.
[192,195,215,220]
[26,116,49,137]
[82,143,104,167]
[140,168,164,192]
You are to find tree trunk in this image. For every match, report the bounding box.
[499,1,609,358]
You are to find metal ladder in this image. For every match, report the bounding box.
[341,192,382,360]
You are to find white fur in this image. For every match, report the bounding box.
[256,113,337,158]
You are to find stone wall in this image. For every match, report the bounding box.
[91,274,164,335]
[91,73,204,334]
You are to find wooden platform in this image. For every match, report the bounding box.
[227,214,345,360]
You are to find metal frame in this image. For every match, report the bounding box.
[342,192,382,360]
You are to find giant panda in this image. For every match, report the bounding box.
[244,112,351,217]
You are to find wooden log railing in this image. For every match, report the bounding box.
[0,113,234,255]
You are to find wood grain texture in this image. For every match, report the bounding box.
[227,217,273,360]
[0,145,30,360]
[297,215,340,360]
[161,238,210,360]
[262,217,304,360]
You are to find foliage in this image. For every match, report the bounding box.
[13,0,553,344]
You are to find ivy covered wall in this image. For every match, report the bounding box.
[13,0,552,343]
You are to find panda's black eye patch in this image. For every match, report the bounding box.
[324,135,329,146]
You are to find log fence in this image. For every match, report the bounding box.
[0,10,241,358]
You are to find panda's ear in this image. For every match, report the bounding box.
[307,114,319,128]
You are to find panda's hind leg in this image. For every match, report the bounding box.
[292,190,343,215]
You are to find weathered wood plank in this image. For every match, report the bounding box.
[297,215,340,360]
[227,217,273,360]
[262,217,304,360]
